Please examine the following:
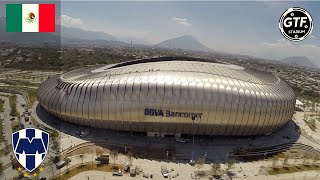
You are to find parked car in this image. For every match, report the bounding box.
[56,161,66,169]
[189,160,195,166]
[124,163,130,172]
[112,169,123,176]
[143,173,149,178]
[130,168,136,177]
[161,166,169,178]
[25,117,30,122]
[95,154,109,164]
[175,138,188,143]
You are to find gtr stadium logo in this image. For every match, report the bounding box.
[144,108,203,120]
[279,7,313,41]
[12,128,49,172]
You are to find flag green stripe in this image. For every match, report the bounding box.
[6,4,22,32]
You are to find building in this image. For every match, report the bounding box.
[37,57,296,137]
[295,99,304,111]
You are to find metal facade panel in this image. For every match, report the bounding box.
[37,58,296,136]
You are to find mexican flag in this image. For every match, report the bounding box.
[6,4,55,32]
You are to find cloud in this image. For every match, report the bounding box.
[261,39,294,48]
[171,17,192,27]
[309,34,319,40]
[102,27,163,43]
[300,44,320,49]
[257,39,320,64]
[58,14,162,44]
[60,14,85,29]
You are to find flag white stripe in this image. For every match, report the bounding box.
[22,4,39,32]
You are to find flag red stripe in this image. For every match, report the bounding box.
[39,4,55,32]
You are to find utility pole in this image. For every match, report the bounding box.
[192,118,195,162]
[125,146,127,164]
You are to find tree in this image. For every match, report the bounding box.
[283,155,290,167]
[127,151,134,165]
[211,163,221,177]
[96,147,104,156]
[110,150,118,165]
[313,155,319,166]
[0,162,3,176]
[226,160,235,172]
[226,160,236,178]
[64,157,71,172]
[195,157,205,173]
[80,154,85,165]
[272,158,278,169]
[303,153,312,166]
[312,101,316,111]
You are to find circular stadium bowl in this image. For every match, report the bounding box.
[37,57,296,136]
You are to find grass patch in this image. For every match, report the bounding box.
[268,165,320,175]
[0,99,4,112]
[0,79,40,87]
[0,119,3,143]
[0,148,5,155]
[304,119,317,131]
[20,87,37,106]
[53,163,124,180]
[9,95,18,116]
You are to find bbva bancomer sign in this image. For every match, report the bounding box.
[144,108,203,120]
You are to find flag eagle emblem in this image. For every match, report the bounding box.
[12,128,49,172]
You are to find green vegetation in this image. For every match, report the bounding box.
[20,87,37,105]
[53,163,124,180]
[0,79,40,87]
[0,148,5,156]
[268,165,320,175]
[0,161,3,176]
[211,163,221,177]
[291,85,320,102]
[37,123,59,139]
[0,119,3,143]
[3,47,135,71]
[9,95,18,116]
[0,99,4,112]
[110,150,119,165]
[195,157,205,173]
[304,119,317,131]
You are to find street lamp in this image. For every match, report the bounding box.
[205,151,207,161]
[192,118,195,162]
[124,146,127,164]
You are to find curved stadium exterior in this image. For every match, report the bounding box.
[37,57,296,136]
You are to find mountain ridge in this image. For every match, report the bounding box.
[155,35,211,52]
[280,56,319,69]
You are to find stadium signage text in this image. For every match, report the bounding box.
[144,108,203,120]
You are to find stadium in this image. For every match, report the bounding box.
[37,57,296,137]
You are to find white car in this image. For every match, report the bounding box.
[175,138,188,143]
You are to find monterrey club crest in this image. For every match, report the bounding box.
[12,128,49,172]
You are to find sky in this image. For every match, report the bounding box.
[59,1,320,63]
[1,1,319,63]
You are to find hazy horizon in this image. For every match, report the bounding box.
[1,1,319,63]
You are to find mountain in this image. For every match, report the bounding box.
[280,56,319,69]
[155,35,211,52]
[60,26,117,41]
